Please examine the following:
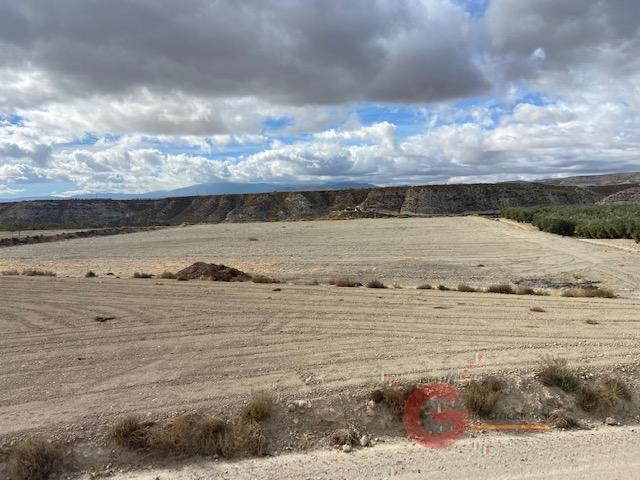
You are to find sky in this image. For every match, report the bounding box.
[0,0,639,198]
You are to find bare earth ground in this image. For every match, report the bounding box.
[0,217,639,479]
[1,216,640,297]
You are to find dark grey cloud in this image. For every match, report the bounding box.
[0,0,488,105]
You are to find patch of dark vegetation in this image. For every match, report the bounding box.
[416,284,432,289]
[160,271,176,279]
[461,376,505,416]
[370,385,418,419]
[247,237,259,241]
[330,278,362,287]
[487,284,515,294]
[437,285,450,291]
[602,378,632,402]
[84,270,96,278]
[562,287,615,298]
[133,271,153,279]
[22,269,56,277]
[530,306,546,312]
[0,226,161,249]
[241,393,273,422]
[1,269,19,275]
[8,437,66,480]
[94,315,116,323]
[252,275,281,284]
[515,285,535,295]
[585,319,599,325]
[457,284,477,292]
[538,356,581,393]
[502,205,640,241]
[111,416,150,450]
[329,428,357,446]
[175,262,251,282]
[548,409,581,429]
[366,279,386,289]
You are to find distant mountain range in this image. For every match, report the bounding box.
[2,181,376,202]
[538,171,640,187]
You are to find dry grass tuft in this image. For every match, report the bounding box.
[228,416,267,456]
[84,270,96,278]
[461,376,504,416]
[530,306,546,312]
[160,271,176,279]
[378,385,418,418]
[8,438,65,480]
[329,428,357,446]
[132,271,153,279]
[437,285,450,291]
[487,284,515,294]
[548,409,580,429]
[1,269,19,275]
[585,319,599,325]
[111,416,150,450]
[366,279,386,289]
[252,275,281,284]
[241,393,274,422]
[331,278,361,287]
[416,284,432,290]
[515,285,535,295]
[602,378,632,402]
[457,284,477,292]
[538,357,580,393]
[22,269,56,277]
[149,414,232,457]
[247,237,259,241]
[562,287,615,298]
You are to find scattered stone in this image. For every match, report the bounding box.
[605,417,620,426]
[342,444,352,453]
[359,435,370,447]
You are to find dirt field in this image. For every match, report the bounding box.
[1,217,639,479]
[1,216,640,296]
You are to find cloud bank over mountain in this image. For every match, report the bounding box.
[0,0,639,197]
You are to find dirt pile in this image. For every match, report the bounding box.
[175,262,251,282]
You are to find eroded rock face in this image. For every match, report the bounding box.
[175,262,252,282]
[599,187,640,205]
[0,182,612,228]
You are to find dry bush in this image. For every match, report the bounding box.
[84,270,96,278]
[329,428,357,446]
[538,357,581,393]
[562,287,615,298]
[457,284,477,292]
[487,284,515,294]
[1,269,19,276]
[9,438,65,480]
[228,416,267,456]
[515,285,535,295]
[462,376,504,416]
[602,378,632,402]
[548,409,580,429]
[375,385,418,418]
[252,275,281,284]
[111,416,150,450]
[331,278,361,287]
[160,271,176,279]
[437,285,450,291]
[149,414,231,457]
[366,279,386,289]
[22,269,56,277]
[241,393,273,422]
[133,272,153,279]
[247,237,259,241]
[577,383,616,412]
[530,306,546,312]
[416,284,432,290]
[585,319,599,325]
[368,389,384,403]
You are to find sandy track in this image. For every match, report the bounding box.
[1,276,639,438]
[1,217,639,296]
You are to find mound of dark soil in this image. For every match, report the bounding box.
[175,262,252,282]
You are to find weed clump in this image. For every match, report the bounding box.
[160,271,176,279]
[8,438,65,480]
[515,285,535,295]
[241,393,273,422]
[457,284,477,292]
[366,279,386,289]
[252,275,281,284]
[111,416,150,450]
[331,278,361,287]
[562,287,615,298]
[22,269,56,277]
[416,284,432,290]
[538,357,581,393]
[530,306,546,312]
[133,272,153,279]
[548,409,580,429]
[84,270,97,278]
[487,284,515,294]
[461,376,505,416]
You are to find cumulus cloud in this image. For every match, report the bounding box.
[0,0,639,195]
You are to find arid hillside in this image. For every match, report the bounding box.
[0,182,616,228]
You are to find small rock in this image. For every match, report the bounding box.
[287,403,296,412]
[359,435,370,447]
[366,406,376,417]
[605,417,620,426]
[342,444,352,453]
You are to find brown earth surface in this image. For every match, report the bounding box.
[0,216,639,479]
